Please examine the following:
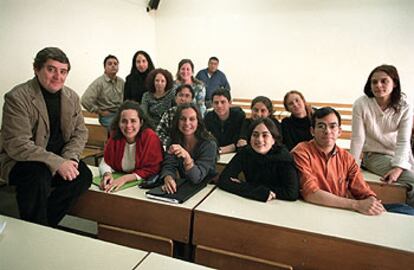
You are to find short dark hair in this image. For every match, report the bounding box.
[146,68,174,93]
[104,55,118,67]
[363,64,403,112]
[175,84,194,99]
[251,96,274,116]
[311,107,342,128]
[110,100,152,140]
[209,56,219,62]
[247,117,282,147]
[211,87,231,102]
[33,47,71,71]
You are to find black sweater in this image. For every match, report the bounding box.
[124,70,149,103]
[218,145,299,202]
[205,107,245,147]
[281,115,313,151]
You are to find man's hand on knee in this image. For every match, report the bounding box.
[57,160,80,181]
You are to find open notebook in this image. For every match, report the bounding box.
[92,172,143,192]
[146,178,208,204]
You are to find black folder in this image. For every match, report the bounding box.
[145,178,208,204]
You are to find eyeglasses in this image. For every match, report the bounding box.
[315,123,339,131]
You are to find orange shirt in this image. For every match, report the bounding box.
[292,140,376,199]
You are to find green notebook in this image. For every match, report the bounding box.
[92,172,143,192]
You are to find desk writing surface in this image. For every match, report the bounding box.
[0,215,147,270]
[87,166,215,210]
[195,189,414,253]
[135,252,213,270]
[217,152,236,164]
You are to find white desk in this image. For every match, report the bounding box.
[0,215,147,270]
[193,189,414,270]
[70,168,216,256]
[135,252,213,270]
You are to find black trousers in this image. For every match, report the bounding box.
[9,160,92,227]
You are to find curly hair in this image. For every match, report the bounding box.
[145,68,174,93]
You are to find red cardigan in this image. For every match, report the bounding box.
[104,128,163,179]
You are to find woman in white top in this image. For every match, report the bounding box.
[99,101,163,192]
[350,65,414,206]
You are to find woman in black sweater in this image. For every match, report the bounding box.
[218,118,299,202]
[281,90,313,151]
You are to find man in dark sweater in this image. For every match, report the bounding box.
[204,88,245,154]
[0,47,92,227]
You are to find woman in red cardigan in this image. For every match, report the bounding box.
[99,100,163,192]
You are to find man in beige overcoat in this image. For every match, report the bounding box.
[0,47,92,227]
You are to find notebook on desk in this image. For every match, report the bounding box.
[92,172,143,192]
[146,178,208,204]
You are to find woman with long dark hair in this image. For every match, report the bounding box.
[99,101,163,192]
[160,104,217,194]
[218,118,299,202]
[350,64,414,206]
[124,50,155,103]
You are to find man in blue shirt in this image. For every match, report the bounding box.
[196,57,230,108]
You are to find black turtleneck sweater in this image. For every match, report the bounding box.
[124,70,149,103]
[40,87,64,155]
[218,145,299,202]
[281,115,313,151]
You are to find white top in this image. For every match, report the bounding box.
[136,252,213,269]
[195,189,414,253]
[99,142,140,179]
[350,95,414,170]
[0,214,147,270]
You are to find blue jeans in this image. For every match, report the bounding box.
[99,113,116,130]
[384,203,414,216]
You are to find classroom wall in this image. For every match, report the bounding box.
[0,0,413,123]
[0,0,156,120]
[154,0,414,104]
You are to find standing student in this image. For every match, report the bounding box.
[156,84,195,148]
[281,90,313,150]
[81,55,124,128]
[195,56,231,107]
[141,68,175,127]
[292,107,385,215]
[350,65,414,206]
[204,88,245,154]
[218,118,299,202]
[0,47,92,226]
[237,96,282,147]
[99,101,163,192]
[173,59,206,116]
[124,50,155,103]
[161,104,217,194]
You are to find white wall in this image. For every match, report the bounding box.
[1,0,413,123]
[154,0,414,103]
[0,0,156,120]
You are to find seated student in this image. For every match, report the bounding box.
[160,104,218,194]
[218,118,299,202]
[292,107,385,215]
[350,65,414,207]
[281,90,313,151]
[195,56,231,108]
[124,50,155,103]
[237,96,282,148]
[81,55,124,128]
[99,101,163,192]
[156,84,195,148]
[204,88,245,154]
[141,68,175,127]
[173,59,206,116]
